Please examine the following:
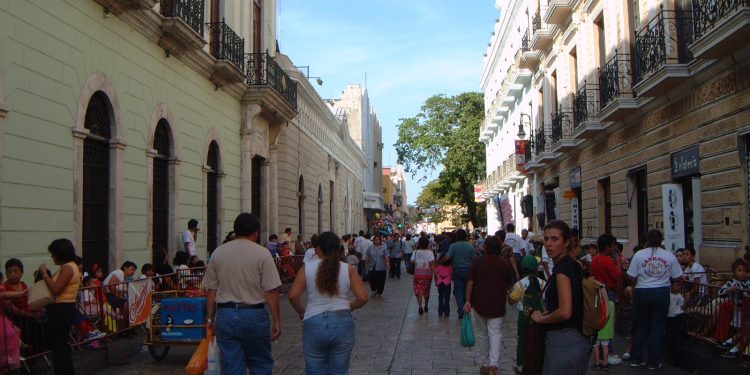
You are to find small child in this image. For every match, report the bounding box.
[346,249,359,268]
[507,256,546,374]
[435,255,453,318]
[592,300,616,371]
[717,259,750,358]
[3,258,32,317]
[664,281,686,367]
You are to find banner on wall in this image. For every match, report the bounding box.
[662,184,686,253]
[515,140,529,172]
[474,184,484,203]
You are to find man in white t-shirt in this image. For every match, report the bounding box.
[182,219,199,256]
[504,223,525,273]
[682,247,708,306]
[521,229,535,255]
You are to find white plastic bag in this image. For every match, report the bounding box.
[205,335,220,375]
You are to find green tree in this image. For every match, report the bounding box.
[396,92,486,228]
[415,180,447,223]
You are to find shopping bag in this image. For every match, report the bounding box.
[186,331,211,375]
[460,314,475,347]
[206,334,221,375]
[28,280,53,309]
[521,313,546,375]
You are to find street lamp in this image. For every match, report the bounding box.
[294,65,323,86]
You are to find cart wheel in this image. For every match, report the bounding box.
[148,345,170,361]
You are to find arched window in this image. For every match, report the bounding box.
[317,184,323,235]
[298,176,305,237]
[207,141,220,255]
[83,92,112,273]
[152,120,172,262]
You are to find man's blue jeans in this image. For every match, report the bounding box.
[303,310,355,375]
[453,267,470,317]
[215,307,273,375]
[631,287,670,366]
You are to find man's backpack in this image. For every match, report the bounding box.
[581,275,610,337]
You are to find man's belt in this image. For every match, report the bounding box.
[216,302,265,309]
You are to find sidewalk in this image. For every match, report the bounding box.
[90,269,693,375]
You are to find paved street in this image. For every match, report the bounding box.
[93,270,688,375]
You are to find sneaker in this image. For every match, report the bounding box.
[418,307,424,315]
[721,350,738,358]
[592,363,602,371]
[512,365,523,374]
[629,361,647,368]
[601,364,609,372]
[87,331,106,340]
[607,356,622,366]
[621,352,631,361]
[647,363,662,370]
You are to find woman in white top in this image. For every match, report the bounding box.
[288,232,369,374]
[625,229,682,370]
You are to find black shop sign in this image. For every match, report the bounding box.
[671,146,700,179]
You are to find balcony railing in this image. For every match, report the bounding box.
[532,9,543,34]
[550,108,572,144]
[598,53,633,109]
[633,8,693,84]
[247,52,298,110]
[693,0,750,39]
[573,83,599,128]
[207,19,245,70]
[521,31,530,51]
[161,0,204,36]
[532,127,548,157]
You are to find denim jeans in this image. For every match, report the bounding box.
[543,328,591,375]
[453,267,469,316]
[216,307,273,375]
[473,313,503,367]
[631,287,670,366]
[303,310,355,375]
[438,283,452,316]
[389,257,401,278]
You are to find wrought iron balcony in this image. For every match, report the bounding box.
[597,53,640,122]
[162,0,204,36]
[690,0,750,58]
[246,53,298,110]
[531,7,554,50]
[532,127,547,157]
[533,10,543,34]
[550,108,572,145]
[633,8,693,86]
[693,0,749,38]
[573,83,599,128]
[207,19,245,71]
[521,32,530,51]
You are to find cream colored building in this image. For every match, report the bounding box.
[327,85,384,229]
[0,0,367,277]
[481,0,750,266]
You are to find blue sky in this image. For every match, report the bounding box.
[277,1,498,204]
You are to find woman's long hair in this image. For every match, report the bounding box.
[543,220,575,257]
[316,231,342,297]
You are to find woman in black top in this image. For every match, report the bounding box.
[530,220,589,374]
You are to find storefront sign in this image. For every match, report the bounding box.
[570,198,579,230]
[473,184,484,203]
[570,167,582,189]
[671,146,700,179]
[563,190,577,199]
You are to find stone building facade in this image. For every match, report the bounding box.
[481,0,750,266]
[0,0,369,277]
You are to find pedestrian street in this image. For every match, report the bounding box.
[93,271,687,375]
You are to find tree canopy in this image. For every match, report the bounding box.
[395,92,486,228]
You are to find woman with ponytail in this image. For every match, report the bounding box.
[288,231,369,374]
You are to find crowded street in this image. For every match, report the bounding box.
[91,269,686,375]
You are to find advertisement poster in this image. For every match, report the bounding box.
[128,278,154,326]
[514,140,528,172]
